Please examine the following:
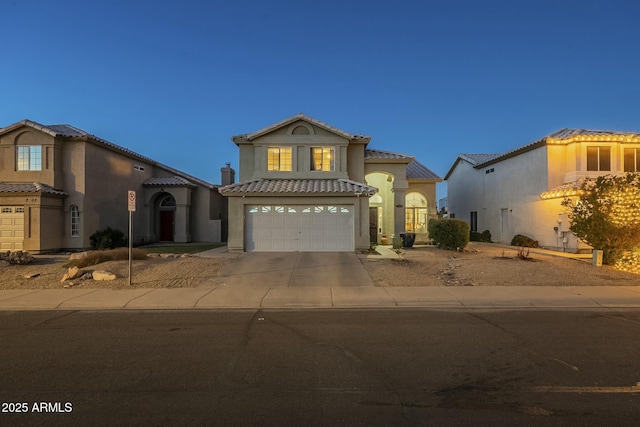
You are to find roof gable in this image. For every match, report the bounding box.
[0,119,217,189]
[231,114,371,144]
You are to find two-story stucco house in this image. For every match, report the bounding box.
[445,128,640,252]
[220,114,441,252]
[0,120,229,253]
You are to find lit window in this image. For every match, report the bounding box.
[17,146,42,171]
[586,146,610,171]
[405,193,428,233]
[267,147,292,171]
[70,205,80,237]
[624,148,640,172]
[311,147,334,171]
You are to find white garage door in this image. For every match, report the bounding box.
[245,205,354,252]
[0,206,25,251]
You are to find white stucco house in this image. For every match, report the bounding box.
[220,114,441,252]
[445,128,640,252]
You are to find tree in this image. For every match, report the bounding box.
[562,173,640,264]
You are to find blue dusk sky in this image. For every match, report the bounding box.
[2,0,640,201]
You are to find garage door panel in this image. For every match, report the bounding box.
[245,204,353,252]
[0,206,24,251]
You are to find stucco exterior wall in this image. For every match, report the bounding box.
[448,147,553,245]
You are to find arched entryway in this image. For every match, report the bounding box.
[158,194,176,241]
[365,172,394,243]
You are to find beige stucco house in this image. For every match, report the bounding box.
[445,128,640,252]
[0,120,229,253]
[220,114,441,252]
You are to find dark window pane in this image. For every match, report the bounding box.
[624,148,635,172]
[586,147,598,171]
[599,147,610,171]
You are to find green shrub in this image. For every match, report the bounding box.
[511,234,539,248]
[470,230,492,242]
[428,219,470,251]
[90,227,127,250]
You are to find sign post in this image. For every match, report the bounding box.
[127,190,136,286]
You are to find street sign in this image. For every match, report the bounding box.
[128,190,136,212]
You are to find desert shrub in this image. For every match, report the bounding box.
[90,227,127,250]
[511,234,539,248]
[562,173,640,265]
[65,248,147,268]
[428,219,470,251]
[470,230,492,242]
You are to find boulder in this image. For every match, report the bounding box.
[93,270,116,281]
[60,266,83,282]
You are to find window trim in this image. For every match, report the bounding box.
[17,145,42,171]
[624,148,640,172]
[70,205,80,237]
[310,147,335,172]
[267,147,292,171]
[586,146,611,172]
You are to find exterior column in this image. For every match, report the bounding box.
[174,204,191,242]
[392,185,407,238]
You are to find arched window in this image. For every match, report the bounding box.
[405,193,428,233]
[70,205,80,237]
[159,194,176,209]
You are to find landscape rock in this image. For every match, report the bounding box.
[69,251,95,261]
[147,252,160,258]
[159,253,175,258]
[1,251,34,265]
[24,273,41,279]
[60,266,83,282]
[93,270,117,281]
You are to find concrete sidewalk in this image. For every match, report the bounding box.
[1,245,637,311]
[1,285,640,311]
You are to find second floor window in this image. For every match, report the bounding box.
[311,147,334,171]
[267,147,292,171]
[17,145,42,171]
[586,146,610,171]
[624,148,640,172]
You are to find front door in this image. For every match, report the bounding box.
[369,207,378,244]
[160,210,174,241]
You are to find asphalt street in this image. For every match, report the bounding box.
[2,309,640,426]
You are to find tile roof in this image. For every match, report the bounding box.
[539,178,591,199]
[406,160,442,181]
[1,120,217,189]
[219,178,378,195]
[446,127,640,180]
[0,182,67,196]
[458,154,501,166]
[143,176,197,187]
[547,128,640,140]
[365,148,414,161]
[232,113,371,143]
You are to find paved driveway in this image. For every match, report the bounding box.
[215,252,374,288]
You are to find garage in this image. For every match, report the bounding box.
[0,206,25,251]
[245,205,354,252]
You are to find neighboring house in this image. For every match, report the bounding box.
[445,128,640,252]
[0,120,230,253]
[219,114,441,252]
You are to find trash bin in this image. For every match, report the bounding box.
[402,232,416,248]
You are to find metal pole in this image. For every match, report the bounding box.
[129,210,133,286]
